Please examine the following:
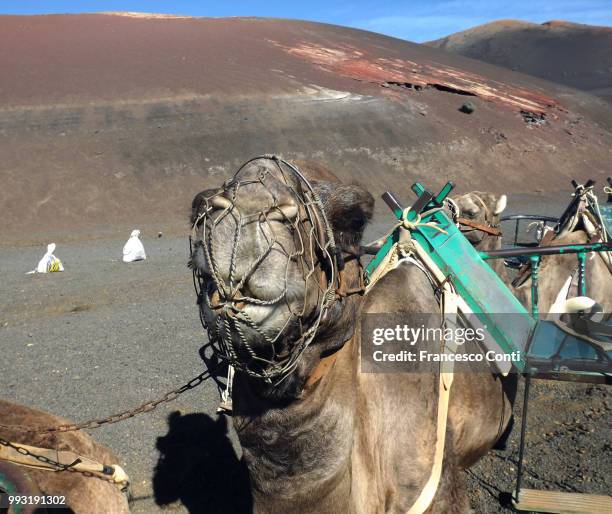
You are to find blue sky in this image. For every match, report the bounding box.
[2,1,611,42]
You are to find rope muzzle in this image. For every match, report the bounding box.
[191,156,340,383]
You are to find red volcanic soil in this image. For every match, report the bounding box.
[427,19,612,103]
[2,13,557,111]
[1,14,612,244]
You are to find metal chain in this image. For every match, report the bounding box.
[0,436,130,490]
[0,368,216,492]
[0,367,214,435]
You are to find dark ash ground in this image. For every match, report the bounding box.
[0,192,609,513]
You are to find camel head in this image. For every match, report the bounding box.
[449,191,506,248]
[190,157,373,386]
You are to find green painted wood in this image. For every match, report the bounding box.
[411,206,533,369]
[364,231,398,279]
[366,183,533,371]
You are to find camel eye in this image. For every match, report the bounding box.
[266,203,298,221]
[463,205,480,217]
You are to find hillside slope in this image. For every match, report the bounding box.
[1,14,612,244]
[427,20,612,103]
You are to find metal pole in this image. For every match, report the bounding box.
[515,372,531,502]
[577,251,587,297]
[530,255,541,319]
[514,220,520,246]
[480,241,611,259]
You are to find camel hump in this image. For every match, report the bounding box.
[0,461,46,513]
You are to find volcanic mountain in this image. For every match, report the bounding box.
[427,20,612,103]
[1,13,612,243]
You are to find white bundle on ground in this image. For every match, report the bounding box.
[123,229,146,262]
[31,243,64,273]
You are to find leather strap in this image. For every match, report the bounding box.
[304,349,341,389]
[406,370,453,514]
[456,217,502,237]
[359,230,456,513]
[406,289,456,514]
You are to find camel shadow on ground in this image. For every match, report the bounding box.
[153,410,252,514]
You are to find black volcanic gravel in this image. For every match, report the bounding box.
[1,193,609,513]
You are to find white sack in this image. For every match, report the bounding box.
[34,243,64,273]
[123,229,146,262]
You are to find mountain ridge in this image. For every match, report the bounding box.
[426,19,612,103]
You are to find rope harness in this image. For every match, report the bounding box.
[513,183,612,288]
[0,155,356,490]
[191,155,348,383]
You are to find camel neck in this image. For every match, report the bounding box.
[231,335,357,511]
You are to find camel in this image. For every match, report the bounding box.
[0,400,130,514]
[450,190,611,313]
[190,157,515,513]
[512,231,612,313]
[368,190,516,290]
[513,183,612,313]
[448,192,509,280]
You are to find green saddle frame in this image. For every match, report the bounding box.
[365,182,612,376]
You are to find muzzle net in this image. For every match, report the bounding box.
[191,155,339,382]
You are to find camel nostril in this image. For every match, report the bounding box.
[209,287,248,313]
[226,300,247,319]
[210,289,222,309]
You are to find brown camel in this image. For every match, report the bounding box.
[450,191,611,313]
[513,183,612,313]
[190,157,515,513]
[369,191,513,287]
[448,192,508,279]
[515,230,612,313]
[0,400,130,514]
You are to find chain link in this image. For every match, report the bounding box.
[0,368,214,435]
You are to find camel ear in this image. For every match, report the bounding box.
[314,182,374,248]
[190,189,218,224]
[494,194,507,215]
